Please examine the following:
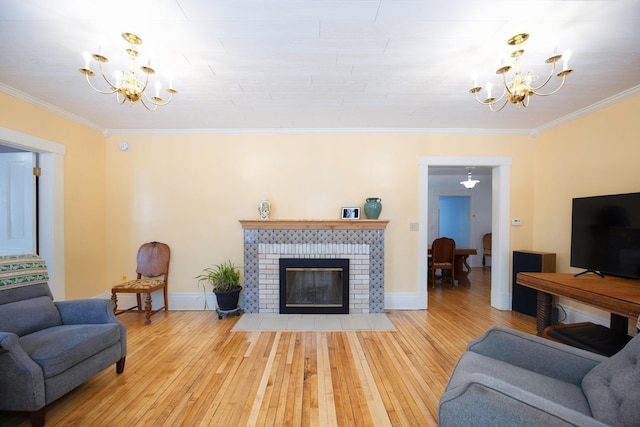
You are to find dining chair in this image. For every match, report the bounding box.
[111,241,170,324]
[482,233,492,269]
[430,237,456,286]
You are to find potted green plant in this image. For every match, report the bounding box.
[196,261,243,312]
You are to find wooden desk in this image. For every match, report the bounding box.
[428,248,477,285]
[516,272,640,335]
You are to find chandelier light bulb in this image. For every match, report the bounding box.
[551,35,559,54]
[82,52,91,69]
[563,49,572,71]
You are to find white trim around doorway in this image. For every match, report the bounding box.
[417,156,512,311]
[0,127,65,301]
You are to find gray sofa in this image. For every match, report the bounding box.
[0,254,127,427]
[439,325,640,426]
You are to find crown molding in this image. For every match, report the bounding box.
[3,81,638,138]
[535,84,640,136]
[103,127,534,136]
[0,83,103,133]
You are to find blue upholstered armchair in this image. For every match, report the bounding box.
[439,325,640,426]
[0,255,127,427]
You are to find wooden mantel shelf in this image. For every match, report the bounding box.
[239,219,389,230]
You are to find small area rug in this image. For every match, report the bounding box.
[231,313,396,332]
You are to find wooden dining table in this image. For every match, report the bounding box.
[428,248,478,285]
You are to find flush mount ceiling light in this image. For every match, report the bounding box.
[79,32,177,111]
[461,170,480,189]
[469,33,573,112]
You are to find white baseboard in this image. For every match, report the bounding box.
[557,303,637,335]
[559,304,609,326]
[98,291,632,328]
[96,291,425,311]
[384,292,423,310]
[94,291,218,311]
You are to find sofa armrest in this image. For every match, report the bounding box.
[438,372,608,427]
[467,326,606,385]
[56,299,127,357]
[0,332,45,411]
[55,299,118,324]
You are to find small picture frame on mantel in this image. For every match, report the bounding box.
[341,207,361,220]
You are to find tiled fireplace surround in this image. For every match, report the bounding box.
[240,220,389,314]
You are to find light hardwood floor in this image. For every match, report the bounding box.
[1,269,536,426]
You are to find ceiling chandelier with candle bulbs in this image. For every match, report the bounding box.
[469,33,572,112]
[79,32,177,111]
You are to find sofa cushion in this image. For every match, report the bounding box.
[582,333,640,427]
[0,295,62,336]
[19,324,121,378]
[448,351,592,416]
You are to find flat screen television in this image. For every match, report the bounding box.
[571,192,640,279]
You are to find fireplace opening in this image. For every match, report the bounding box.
[279,258,349,314]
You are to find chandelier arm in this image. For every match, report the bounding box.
[494,86,507,103]
[84,73,119,95]
[97,61,120,92]
[529,61,556,93]
[115,92,127,105]
[531,75,567,97]
[142,92,175,107]
[473,86,507,106]
[139,97,159,111]
[502,72,514,96]
[137,71,151,96]
[488,98,509,112]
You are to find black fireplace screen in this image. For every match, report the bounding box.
[279,258,349,314]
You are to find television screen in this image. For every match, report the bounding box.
[571,192,640,279]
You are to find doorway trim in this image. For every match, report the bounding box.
[0,127,65,300]
[419,156,511,310]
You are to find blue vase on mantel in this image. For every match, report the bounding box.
[363,198,382,219]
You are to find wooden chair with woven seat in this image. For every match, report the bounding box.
[430,237,456,287]
[482,232,492,269]
[111,241,170,325]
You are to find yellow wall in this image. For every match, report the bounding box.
[2,89,639,305]
[533,94,640,320]
[0,93,107,299]
[104,133,533,295]
[534,95,640,268]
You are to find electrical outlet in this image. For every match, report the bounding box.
[410,222,419,231]
[511,219,522,226]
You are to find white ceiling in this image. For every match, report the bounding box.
[1,0,639,134]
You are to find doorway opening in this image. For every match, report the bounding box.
[419,156,511,312]
[0,127,65,301]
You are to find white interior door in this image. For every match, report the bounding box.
[0,152,36,255]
